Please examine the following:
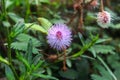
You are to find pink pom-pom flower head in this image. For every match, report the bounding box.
[47,24,72,51]
[97,11,111,28]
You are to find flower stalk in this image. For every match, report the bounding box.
[100,0,104,12]
[62,48,67,71]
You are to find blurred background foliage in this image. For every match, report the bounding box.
[0,0,120,80]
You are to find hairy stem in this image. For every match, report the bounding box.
[100,0,104,12]
[78,0,84,32]
[62,48,67,71]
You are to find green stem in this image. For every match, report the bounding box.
[7,28,19,80]
[25,0,31,21]
[97,56,117,80]
[71,34,99,58]
[2,0,7,20]
[7,28,12,63]
[35,0,40,16]
[2,0,19,79]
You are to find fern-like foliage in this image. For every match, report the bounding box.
[91,64,113,80]
[114,68,120,80]
[11,42,27,51]
[107,54,120,80]
[90,45,115,55]
[11,33,41,54]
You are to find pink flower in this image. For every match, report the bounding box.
[47,24,72,51]
[90,0,98,8]
[97,11,111,28]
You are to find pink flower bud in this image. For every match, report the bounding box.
[97,11,111,28]
[90,0,98,8]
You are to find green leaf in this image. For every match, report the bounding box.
[2,21,11,27]
[91,74,108,80]
[66,59,72,68]
[112,23,120,29]
[11,42,27,51]
[25,23,47,34]
[107,54,120,69]
[59,69,78,79]
[85,26,99,32]
[40,0,50,4]
[18,62,26,75]
[46,67,52,76]
[32,73,58,80]
[37,17,52,31]
[32,54,43,65]
[75,59,89,80]
[97,56,117,80]
[114,68,120,80]
[26,39,33,65]
[5,0,13,9]
[78,32,85,46]
[0,56,10,65]
[16,52,30,70]
[8,12,23,23]
[96,38,112,44]
[91,45,115,54]
[16,34,40,46]
[5,65,15,80]
[33,60,44,70]
[72,34,99,58]
[115,23,120,28]
[91,64,113,80]
[11,33,41,54]
[10,20,25,38]
[85,12,96,25]
[89,47,96,57]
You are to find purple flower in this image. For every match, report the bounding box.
[47,24,72,51]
